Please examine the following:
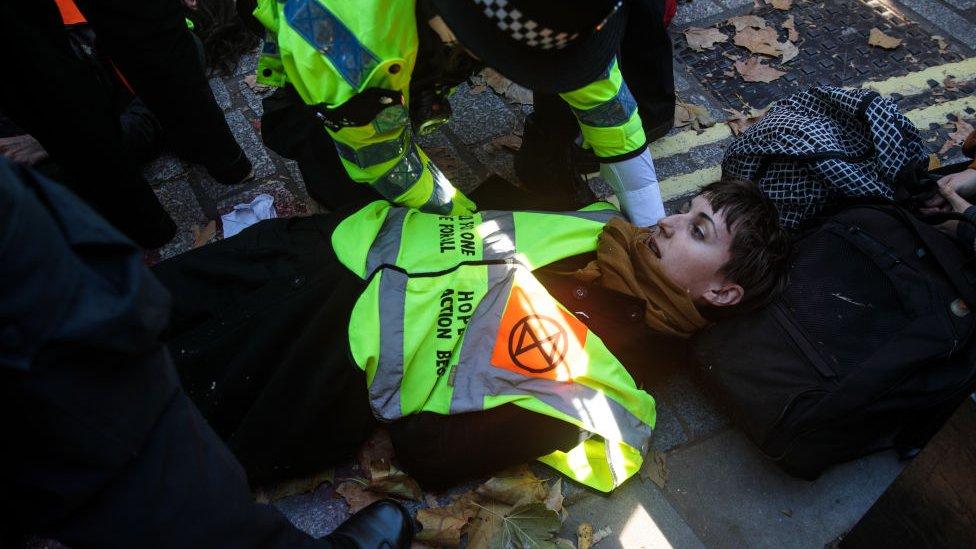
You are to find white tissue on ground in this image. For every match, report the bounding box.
[220,194,277,238]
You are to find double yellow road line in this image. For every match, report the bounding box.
[653,57,976,201]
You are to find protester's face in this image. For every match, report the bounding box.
[646,195,743,307]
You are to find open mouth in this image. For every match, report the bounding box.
[646,233,661,259]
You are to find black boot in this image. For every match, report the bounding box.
[325,500,414,549]
[513,116,592,211]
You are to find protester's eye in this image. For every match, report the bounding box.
[692,224,705,240]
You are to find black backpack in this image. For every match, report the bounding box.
[691,203,976,479]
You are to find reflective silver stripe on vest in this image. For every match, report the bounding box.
[335,130,410,169]
[447,267,651,450]
[370,269,408,420]
[479,210,517,261]
[373,144,424,200]
[571,83,638,128]
[364,207,408,277]
[283,0,380,89]
[420,162,454,215]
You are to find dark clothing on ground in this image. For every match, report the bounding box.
[0,159,334,548]
[0,0,248,248]
[154,200,687,491]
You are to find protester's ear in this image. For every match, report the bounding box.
[702,282,743,307]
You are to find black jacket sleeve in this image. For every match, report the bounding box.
[388,404,580,491]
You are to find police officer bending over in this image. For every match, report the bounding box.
[248,0,674,226]
[154,180,790,493]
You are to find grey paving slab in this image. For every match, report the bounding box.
[152,179,208,261]
[561,477,705,548]
[944,0,976,10]
[663,429,904,549]
[657,370,730,441]
[225,109,276,179]
[895,0,976,52]
[238,78,266,117]
[274,483,348,539]
[653,399,691,452]
[209,76,232,111]
[447,83,519,145]
[716,0,757,9]
[142,154,185,184]
[673,0,725,27]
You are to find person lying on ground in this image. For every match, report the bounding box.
[153,178,790,493]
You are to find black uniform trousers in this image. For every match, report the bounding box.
[0,160,329,548]
[0,0,248,249]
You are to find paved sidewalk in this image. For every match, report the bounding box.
[143,0,976,546]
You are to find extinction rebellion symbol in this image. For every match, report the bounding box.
[507,314,568,373]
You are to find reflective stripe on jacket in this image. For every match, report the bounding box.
[332,201,656,492]
[254,0,471,214]
[253,0,648,211]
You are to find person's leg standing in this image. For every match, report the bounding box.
[618,0,676,142]
[0,1,176,249]
[75,0,253,185]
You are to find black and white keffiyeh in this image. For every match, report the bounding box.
[722,87,928,229]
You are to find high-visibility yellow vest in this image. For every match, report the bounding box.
[332,201,656,492]
[253,0,646,213]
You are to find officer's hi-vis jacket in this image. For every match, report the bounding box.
[332,200,657,492]
[253,0,648,216]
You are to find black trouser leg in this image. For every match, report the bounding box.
[618,0,676,142]
[74,0,251,184]
[0,1,176,249]
[261,87,382,209]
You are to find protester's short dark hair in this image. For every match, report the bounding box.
[699,178,791,316]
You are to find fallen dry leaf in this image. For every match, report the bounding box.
[503,83,533,105]
[254,468,334,503]
[244,73,272,94]
[868,27,902,49]
[943,75,958,91]
[337,480,383,513]
[722,51,742,61]
[725,106,771,135]
[726,14,768,32]
[544,478,564,514]
[368,458,423,501]
[674,100,717,131]
[938,116,975,155]
[489,133,523,153]
[778,40,800,63]
[468,83,487,95]
[577,523,594,549]
[733,26,782,57]
[592,526,612,545]
[479,68,512,95]
[191,220,217,249]
[683,26,729,51]
[927,153,942,171]
[735,57,787,83]
[932,35,949,54]
[782,15,799,42]
[357,428,396,474]
[638,451,669,489]
[767,0,791,10]
[467,501,560,549]
[415,500,476,547]
[476,465,549,507]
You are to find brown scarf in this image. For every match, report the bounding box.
[575,217,708,338]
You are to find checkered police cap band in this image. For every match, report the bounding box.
[473,0,621,50]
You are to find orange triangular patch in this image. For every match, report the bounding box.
[490,283,589,381]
